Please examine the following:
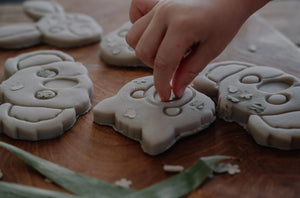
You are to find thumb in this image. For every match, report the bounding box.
[129,0,159,23]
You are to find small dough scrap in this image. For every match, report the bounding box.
[37,13,103,48]
[4,50,74,79]
[0,51,93,141]
[93,76,215,155]
[192,61,300,150]
[0,23,41,49]
[100,21,147,67]
[23,0,65,21]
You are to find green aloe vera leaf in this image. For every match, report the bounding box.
[0,181,80,198]
[0,141,231,198]
[201,156,233,171]
[124,156,230,198]
[0,141,134,197]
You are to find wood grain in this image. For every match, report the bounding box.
[0,1,300,198]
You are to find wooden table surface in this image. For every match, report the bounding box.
[0,1,300,198]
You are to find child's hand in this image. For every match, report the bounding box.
[126,0,270,101]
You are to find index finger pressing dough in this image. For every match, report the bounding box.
[0,50,93,141]
[93,76,215,155]
[192,61,300,150]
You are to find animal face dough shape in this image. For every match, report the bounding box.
[37,13,103,48]
[93,76,215,155]
[192,61,300,150]
[0,50,93,141]
[99,21,147,67]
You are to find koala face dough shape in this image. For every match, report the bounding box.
[0,23,42,49]
[0,50,93,141]
[4,50,74,79]
[193,61,300,150]
[23,0,65,21]
[37,13,103,48]
[93,76,215,155]
[100,21,147,68]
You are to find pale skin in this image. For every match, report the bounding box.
[126,0,270,101]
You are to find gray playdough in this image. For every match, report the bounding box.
[93,76,215,155]
[0,13,102,49]
[4,50,74,79]
[0,50,93,141]
[192,61,300,150]
[100,21,147,67]
[23,0,65,21]
[0,23,42,49]
[37,13,103,48]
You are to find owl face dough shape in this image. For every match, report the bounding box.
[100,22,147,67]
[37,13,103,48]
[93,76,215,155]
[192,61,300,150]
[0,50,93,141]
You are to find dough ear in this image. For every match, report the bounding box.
[192,61,254,98]
[93,97,117,126]
[141,125,175,155]
[248,112,300,150]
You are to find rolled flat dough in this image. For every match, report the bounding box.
[192,61,300,150]
[93,76,215,155]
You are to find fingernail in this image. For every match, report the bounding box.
[160,93,170,102]
[177,87,186,98]
[159,89,171,102]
